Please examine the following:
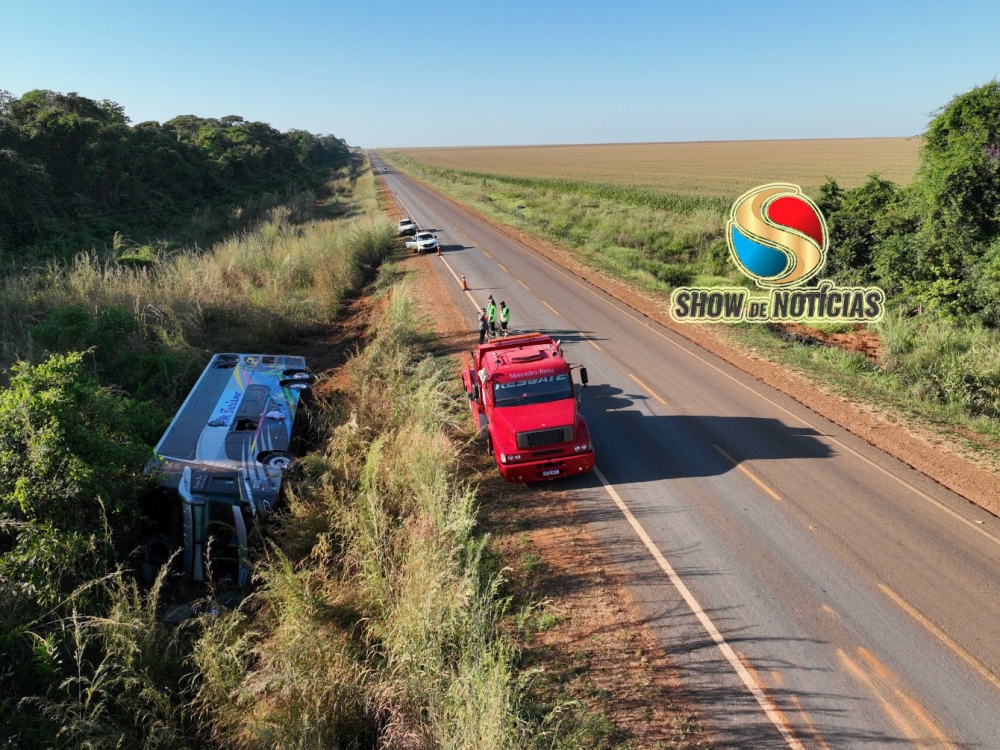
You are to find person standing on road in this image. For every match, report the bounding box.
[498,301,510,337]
[486,297,498,338]
[478,308,489,344]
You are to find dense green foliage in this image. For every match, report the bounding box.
[0,352,160,540]
[818,80,1000,324]
[0,89,350,258]
[0,352,164,744]
[0,167,400,746]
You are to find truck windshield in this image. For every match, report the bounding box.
[493,373,573,406]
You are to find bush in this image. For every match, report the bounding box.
[0,352,159,541]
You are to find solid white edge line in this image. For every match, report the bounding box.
[387,175,480,315]
[593,465,804,750]
[439,255,481,313]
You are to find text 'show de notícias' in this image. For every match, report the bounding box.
[669,281,885,323]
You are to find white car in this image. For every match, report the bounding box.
[406,231,439,254]
[397,218,417,236]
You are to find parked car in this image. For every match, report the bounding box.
[406,231,439,253]
[397,218,417,236]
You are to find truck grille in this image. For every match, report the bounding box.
[517,426,573,449]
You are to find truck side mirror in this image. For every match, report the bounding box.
[580,367,589,386]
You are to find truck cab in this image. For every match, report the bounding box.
[462,333,595,482]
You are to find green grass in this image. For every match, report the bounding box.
[0,169,395,406]
[385,152,1000,466]
[384,152,733,298]
[536,612,564,632]
[723,316,1000,455]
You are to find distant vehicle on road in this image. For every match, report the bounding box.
[383,167,389,173]
[406,231,439,253]
[462,333,594,482]
[397,218,417,236]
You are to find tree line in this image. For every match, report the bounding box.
[0,89,351,258]
[818,80,1000,326]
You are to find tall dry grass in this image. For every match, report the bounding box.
[3,163,404,748]
[0,171,395,401]
[191,282,530,749]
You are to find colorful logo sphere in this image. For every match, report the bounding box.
[727,184,828,288]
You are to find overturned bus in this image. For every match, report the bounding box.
[142,353,313,587]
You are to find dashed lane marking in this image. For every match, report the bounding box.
[879,583,1000,694]
[627,373,667,406]
[712,444,782,502]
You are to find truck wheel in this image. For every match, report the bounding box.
[257,451,295,470]
[486,435,494,457]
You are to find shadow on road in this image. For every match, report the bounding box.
[577,382,833,486]
[501,477,932,749]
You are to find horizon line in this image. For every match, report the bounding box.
[371,135,922,150]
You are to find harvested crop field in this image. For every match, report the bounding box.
[391,138,921,197]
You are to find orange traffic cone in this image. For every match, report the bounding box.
[437,244,441,256]
[461,274,467,290]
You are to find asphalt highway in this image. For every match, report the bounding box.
[372,154,1000,748]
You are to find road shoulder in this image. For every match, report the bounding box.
[394,229,712,747]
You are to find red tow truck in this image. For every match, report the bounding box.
[461,333,595,483]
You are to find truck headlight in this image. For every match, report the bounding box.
[500,453,507,463]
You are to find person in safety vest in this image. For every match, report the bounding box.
[498,301,510,337]
[485,298,498,338]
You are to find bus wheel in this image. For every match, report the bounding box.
[281,369,315,385]
[257,451,295,470]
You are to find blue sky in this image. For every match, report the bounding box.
[3,0,999,147]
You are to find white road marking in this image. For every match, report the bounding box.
[593,466,804,750]
[392,186,480,313]
[422,186,999,546]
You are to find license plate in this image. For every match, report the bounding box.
[542,469,560,477]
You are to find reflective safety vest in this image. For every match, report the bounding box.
[486,303,497,322]
[499,306,510,323]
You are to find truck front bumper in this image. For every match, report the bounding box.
[497,451,595,483]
